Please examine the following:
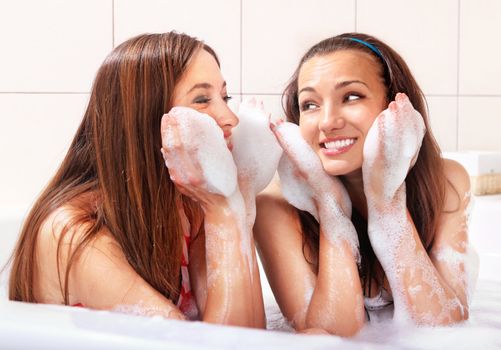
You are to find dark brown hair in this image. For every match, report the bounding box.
[282,33,446,294]
[9,32,218,304]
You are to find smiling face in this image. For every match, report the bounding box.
[172,49,238,150]
[297,49,388,177]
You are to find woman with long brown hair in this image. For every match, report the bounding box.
[254,33,477,336]
[8,32,265,327]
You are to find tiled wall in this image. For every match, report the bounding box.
[1,0,500,214]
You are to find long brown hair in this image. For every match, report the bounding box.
[282,33,446,294]
[9,32,218,304]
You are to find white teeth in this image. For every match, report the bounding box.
[324,138,355,150]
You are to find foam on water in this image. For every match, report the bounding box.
[112,302,184,320]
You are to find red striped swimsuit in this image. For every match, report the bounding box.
[176,203,200,320]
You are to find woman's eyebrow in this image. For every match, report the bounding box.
[187,82,213,93]
[187,81,227,94]
[298,86,316,95]
[335,80,368,89]
[299,80,368,96]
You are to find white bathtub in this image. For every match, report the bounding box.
[1,196,501,349]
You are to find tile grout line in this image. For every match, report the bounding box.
[240,0,243,99]
[0,92,89,95]
[2,92,501,97]
[456,0,461,151]
[112,0,115,48]
[237,93,501,97]
[354,0,358,31]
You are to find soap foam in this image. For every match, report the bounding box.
[363,95,426,201]
[278,154,319,221]
[162,106,238,197]
[232,98,283,195]
[274,121,359,261]
[231,98,283,237]
[112,301,185,320]
[163,106,256,291]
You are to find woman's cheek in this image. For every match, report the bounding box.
[299,118,316,141]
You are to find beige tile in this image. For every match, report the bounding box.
[0,94,89,212]
[357,0,458,95]
[242,0,355,94]
[0,0,112,92]
[114,0,240,94]
[458,97,501,151]
[426,96,458,152]
[459,0,501,94]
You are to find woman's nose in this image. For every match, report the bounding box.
[213,103,239,130]
[319,106,345,132]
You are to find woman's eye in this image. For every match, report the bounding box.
[193,96,211,104]
[300,102,318,111]
[223,95,232,103]
[344,93,362,102]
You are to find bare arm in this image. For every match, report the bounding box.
[161,108,265,327]
[254,121,365,336]
[38,203,263,326]
[36,212,187,320]
[254,185,364,336]
[429,160,478,318]
[363,94,477,324]
[199,193,265,327]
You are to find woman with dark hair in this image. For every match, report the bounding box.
[8,32,265,327]
[254,33,477,336]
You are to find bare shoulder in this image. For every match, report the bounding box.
[443,158,471,194]
[38,201,126,269]
[441,158,471,212]
[38,191,100,247]
[39,206,85,246]
[35,197,183,318]
[36,197,125,304]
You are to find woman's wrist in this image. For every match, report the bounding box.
[366,183,406,215]
[202,190,246,222]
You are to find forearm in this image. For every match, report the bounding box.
[367,187,466,324]
[305,235,365,336]
[304,201,364,336]
[202,192,265,328]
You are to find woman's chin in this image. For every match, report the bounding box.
[321,161,359,177]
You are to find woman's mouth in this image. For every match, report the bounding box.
[225,137,233,151]
[320,137,357,156]
[223,130,233,151]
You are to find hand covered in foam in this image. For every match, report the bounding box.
[271,119,351,221]
[160,106,238,204]
[362,93,426,203]
[231,98,283,195]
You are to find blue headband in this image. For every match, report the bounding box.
[347,37,384,60]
